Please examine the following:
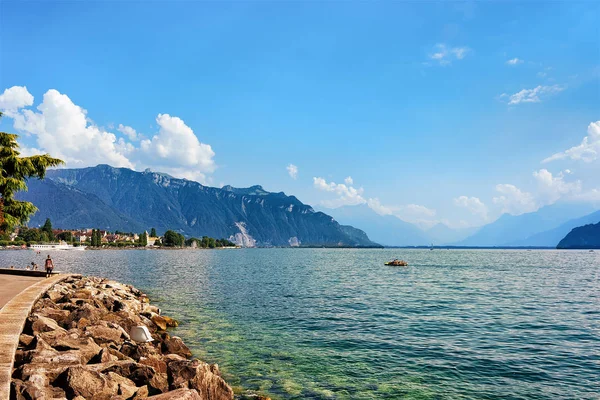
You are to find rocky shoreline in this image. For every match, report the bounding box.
[10,275,249,400]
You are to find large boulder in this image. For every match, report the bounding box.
[85,324,124,345]
[162,335,192,359]
[37,330,102,363]
[147,388,202,400]
[11,378,67,400]
[167,360,234,399]
[57,366,119,399]
[30,315,66,336]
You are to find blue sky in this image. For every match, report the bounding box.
[0,1,598,228]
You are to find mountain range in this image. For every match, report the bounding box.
[17,164,600,248]
[324,203,600,248]
[17,165,379,248]
[322,205,475,246]
[455,203,597,247]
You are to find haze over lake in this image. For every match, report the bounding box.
[3,249,598,399]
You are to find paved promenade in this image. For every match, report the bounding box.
[0,275,42,309]
[0,273,73,399]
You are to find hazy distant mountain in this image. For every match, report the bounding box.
[322,204,430,246]
[426,223,479,245]
[509,209,600,247]
[17,165,379,247]
[457,203,596,247]
[557,221,600,249]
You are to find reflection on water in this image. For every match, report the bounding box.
[2,248,599,399]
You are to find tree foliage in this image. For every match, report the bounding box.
[150,228,157,237]
[41,218,54,240]
[0,114,64,233]
[185,236,236,248]
[90,229,102,247]
[57,231,73,242]
[139,231,148,247]
[163,230,185,247]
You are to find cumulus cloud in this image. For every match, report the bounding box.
[0,86,217,183]
[506,58,523,66]
[493,184,537,215]
[286,164,298,180]
[117,124,138,141]
[314,176,436,226]
[395,204,436,220]
[139,114,216,182]
[506,85,565,105]
[428,43,470,65]
[542,121,600,163]
[454,196,488,220]
[0,86,34,111]
[533,168,581,204]
[5,88,135,168]
[313,177,366,207]
[366,198,393,216]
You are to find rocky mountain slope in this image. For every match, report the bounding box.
[557,222,600,249]
[18,165,379,247]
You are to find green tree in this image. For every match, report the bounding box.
[0,117,64,233]
[208,237,216,248]
[150,228,157,237]
[139,231,148,247]
[19,227,41,243]
[91,229,102,247]
[41,218,54,240]
[163,230,185,247]
[57,231,73,242]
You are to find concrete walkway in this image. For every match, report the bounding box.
[0,274,74,399]
[0,275,42,309]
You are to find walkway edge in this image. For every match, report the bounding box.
[0,274,76,400]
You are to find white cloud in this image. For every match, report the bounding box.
[454,196,488,220]
[369,198,437,228]
[344,176,353,185]
[117,124,138,141]
[286,164,298,180]
[428,43,470,65]
[139,114,216,182]
[506,58,523,66]
[4,88,134,168]
[0,86,34,111]
[533,168,581,204]
[493,184,537,215]
[396,204,436,219]
[313,177,365,207]
[542,121,600,163]
[0,86,217,184]
[572,188,600,202]
[506,85,565,105]
[314,176,437,226]
[366,198,393,216]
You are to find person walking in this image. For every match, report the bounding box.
[44,255,54,277]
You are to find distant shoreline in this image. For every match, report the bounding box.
[4,245,597,250]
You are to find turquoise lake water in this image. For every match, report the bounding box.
[2,248,599,399]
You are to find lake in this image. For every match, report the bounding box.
[2,248,599,399]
